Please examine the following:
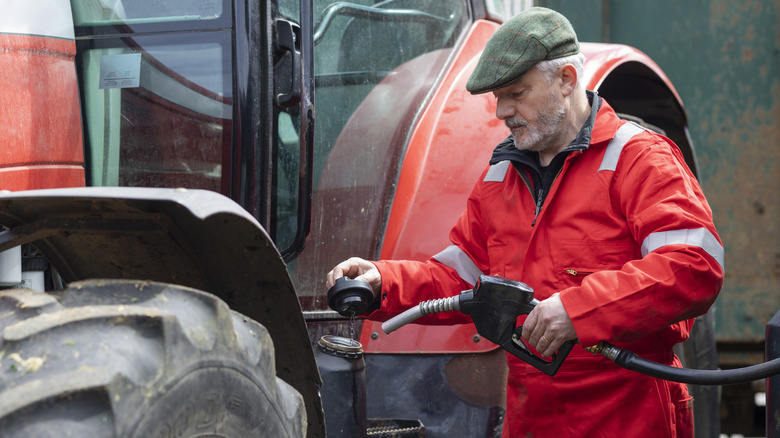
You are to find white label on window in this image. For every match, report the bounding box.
[100,53,141,89]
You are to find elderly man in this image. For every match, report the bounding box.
[326,7,723,437]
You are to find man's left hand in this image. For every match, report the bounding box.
[521,293,577,357]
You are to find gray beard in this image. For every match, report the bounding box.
[506,97,567,153]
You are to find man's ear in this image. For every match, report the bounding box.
[559,64,578,96]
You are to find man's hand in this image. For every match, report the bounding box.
[326,257,382,298]
[521,293,577,357]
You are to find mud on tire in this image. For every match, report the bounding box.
[0,279,306,438]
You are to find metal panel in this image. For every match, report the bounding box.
[768,310,780,438]
[544,0,780,354]
[537,2,778,435]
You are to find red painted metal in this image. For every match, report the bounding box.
[363,25,689,354]
[360,322,490,354]
[362,19,504,354]
[377,20,504,264]
[0,26,84,191]
[579,43,685,106]
[0,167,85,192]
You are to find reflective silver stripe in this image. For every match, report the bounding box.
[484,160,511,182]
[641,228,725,270]
[598,122,646,172]
[432,245,483,287]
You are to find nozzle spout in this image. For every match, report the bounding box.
[381,295,460,334]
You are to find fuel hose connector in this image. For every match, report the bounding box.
[585,341,780,385]
[584,342,622,361]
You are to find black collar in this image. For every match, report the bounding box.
[489,90,602,167]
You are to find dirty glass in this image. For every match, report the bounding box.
[77,34,231,191]
[72,0,233,192]
[71,0,223,25]
[277,0,470,310]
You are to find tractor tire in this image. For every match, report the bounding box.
[0,279,306,438]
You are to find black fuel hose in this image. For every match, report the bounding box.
[375,276,780,385]
[594,342,780,385]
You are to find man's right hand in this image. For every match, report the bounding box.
[326,257,382,297]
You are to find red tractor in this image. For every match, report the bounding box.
[0,0,718,436]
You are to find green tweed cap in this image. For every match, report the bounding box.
[466,7,580,95]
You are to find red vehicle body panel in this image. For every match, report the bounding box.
[579,42,684,102]
[359,20,502,353]
[361,20,687,354]
[0,32,84,191]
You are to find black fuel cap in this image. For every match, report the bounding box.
[327,276,374,317]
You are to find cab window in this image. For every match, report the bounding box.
[72,0,233,193]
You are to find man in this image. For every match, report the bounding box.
[326,7,723,437]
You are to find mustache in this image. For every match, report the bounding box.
[505,118,529,129]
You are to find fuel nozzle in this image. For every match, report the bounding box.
[327,277,375,317]
[381,275,575,376]
[381,275,535,335]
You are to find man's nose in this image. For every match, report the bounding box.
[495,98,514,120]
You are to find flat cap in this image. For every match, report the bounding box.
[466,7,580,95]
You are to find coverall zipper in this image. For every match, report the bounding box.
[532,189,543,226]
[491,92,600,228]
[530,163,565,227]
[565,268,596,276]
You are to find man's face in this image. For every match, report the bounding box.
[492,66,567,154]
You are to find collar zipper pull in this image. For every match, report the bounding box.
[532,188,543,226]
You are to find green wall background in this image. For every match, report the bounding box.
[540,0,780,348]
